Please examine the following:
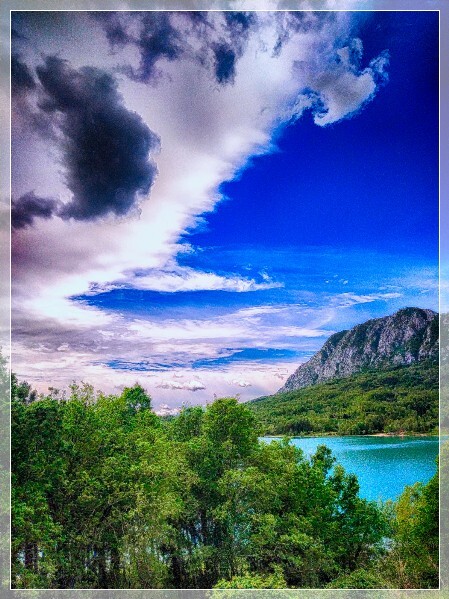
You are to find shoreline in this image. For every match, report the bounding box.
[262,431,440,439]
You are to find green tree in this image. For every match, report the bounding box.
[380,468,439,588]
[11,380,420,590]
[121,384,152,413]
[11,397,66,587]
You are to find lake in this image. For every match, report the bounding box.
[261,435,440,501]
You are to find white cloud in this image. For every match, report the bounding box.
[129,318,249,342]
[156,379,206,392]
[232,379,252,388]
[390,268,439,295]
[273,372,286,380]
[305,40,389,126]
[274,326,334,338]
[11,298,335,398]
[155,403,181,416]
[118,263,282,294]
[332,292,403,307]
[233,306,286,317]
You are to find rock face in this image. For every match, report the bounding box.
[279,307,439,393]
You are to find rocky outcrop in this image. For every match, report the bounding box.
[279,307,438,392]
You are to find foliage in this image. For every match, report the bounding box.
[0,351,10,589]
[325,568,388,589]
[249,362,438,436]
[11,374,439,589]
[215,565,286,588]
[378,468,439,588]
[327,465,440,590]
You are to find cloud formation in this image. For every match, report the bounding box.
[14,56,160,225]
[155,403,180,416]
[332,292,402,308]
[10,272,432,406]
[93,263,283,294]
[304,42,390,126]
[93,11,388,128]
[10,11,412,407]
[113,12,183,83]
[211,12,255,84]
[93,11,256,85]
[157,378,206,392]
[232,379,252,388]
[11,54,36,94]
[12,191,62,230]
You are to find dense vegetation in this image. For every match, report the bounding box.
[249,362,438,436]
[11,375,439,589]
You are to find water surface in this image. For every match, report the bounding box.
[261,435,440,501]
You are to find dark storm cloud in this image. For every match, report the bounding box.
[92,11,184,83]
[35,56,160,221]
[224,11,254,31]
[11,54,36,94]
[12,191,61,229]
[93,11,257,85]
[11,54,56,138]
[91,12,132,48]
[11,28,26,40]
[212,44,237,84]
[213,11,255,83]
[212,13,255,84]
[131,12,184,83]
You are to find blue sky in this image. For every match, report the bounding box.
[11,11,438,410]
[189,11,438,254]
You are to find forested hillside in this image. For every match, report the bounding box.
[11,376,438,589]
[249,361,438,436]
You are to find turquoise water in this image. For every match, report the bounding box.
[261,436,440,502]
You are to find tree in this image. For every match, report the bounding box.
[121,384,152,413]
[10,383,409,590]
[380,467,439,588]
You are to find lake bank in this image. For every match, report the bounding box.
[262,431,439,439]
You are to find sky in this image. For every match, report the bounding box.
[11,9,439,413]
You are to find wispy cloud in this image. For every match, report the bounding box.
[88,263,283,294]
[331,292,403,308]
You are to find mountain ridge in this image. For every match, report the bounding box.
[279,307,438,393]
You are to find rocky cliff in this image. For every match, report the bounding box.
[279,307,439,393]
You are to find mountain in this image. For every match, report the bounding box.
[279,307,439,393]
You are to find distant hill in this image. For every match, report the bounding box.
[279,307,438,393]
[249,361,438,436]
